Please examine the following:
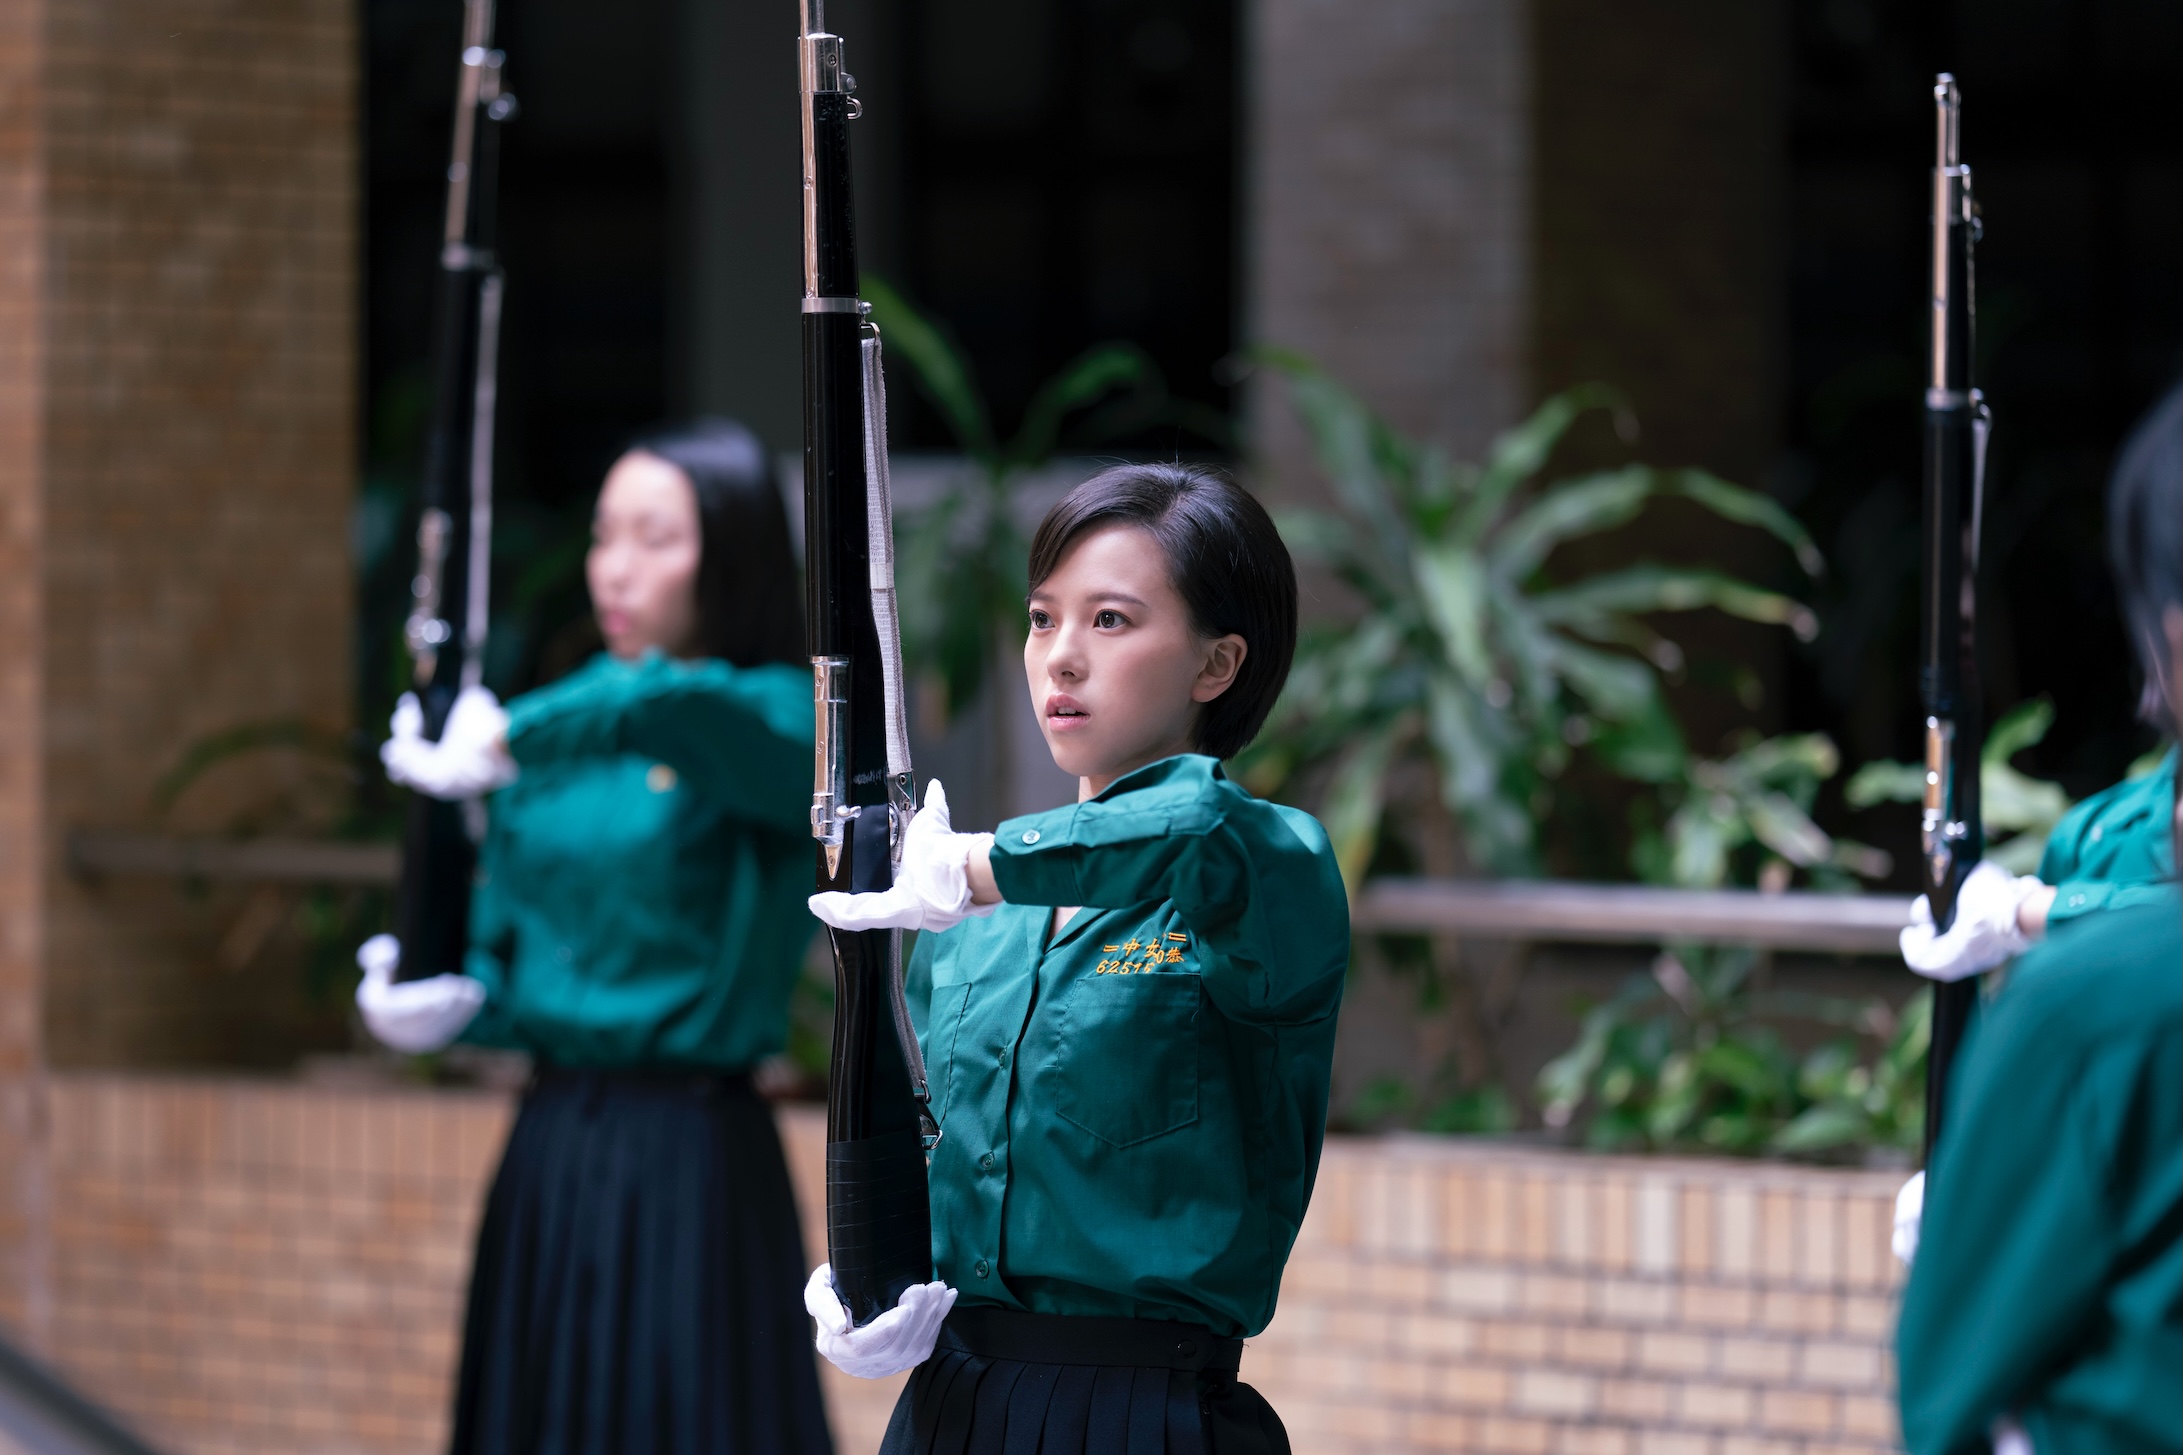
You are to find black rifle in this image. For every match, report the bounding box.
[1918,74,1992,1163]
[392,0,515,983]
[798,0,937,1325]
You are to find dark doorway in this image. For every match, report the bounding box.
[1782,0,2183,803]
[888,0,1240,451]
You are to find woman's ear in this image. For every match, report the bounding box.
[1190,634,1248,704]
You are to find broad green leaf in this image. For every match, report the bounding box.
[1415,545,1492,682]
[1669,801,1736,888]
[1771,1103,1869,1152]
[1983,697,2054,766]
[1984,760,2071,834]
[1539,636,1659,723]
[1008,344,1155,467]
[1488,468,1655,583]
[1271,507,1355,563]
[1742,790,1835,867]
[1662,470,1826,578]
[1590,696,1688,784]
[1323,716,1413,896]
[1844,759,1926,809]
[1727,732,1840,785]
[1530,565,1819,641]
[1259,357,1413,572]
[862,274,996,458]
[1466,384,1630,536]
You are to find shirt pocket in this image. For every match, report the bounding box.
[927,982,973,1125]
[1053,973,1200,1147]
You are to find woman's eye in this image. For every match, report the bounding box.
[1029,610,1052,629]
[1095,610,1124,629]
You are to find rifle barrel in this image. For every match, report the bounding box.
[391,0,512,983]
[1919,73,1987,1163]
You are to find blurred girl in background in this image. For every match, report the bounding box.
[355,420,831,1455]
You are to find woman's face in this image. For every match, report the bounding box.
[1024,521,1246,799]
[588,451,702,661]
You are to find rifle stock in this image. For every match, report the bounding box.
[1918,74,1990,1163]
[392,1,514,982]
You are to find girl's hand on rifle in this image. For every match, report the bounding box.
[353,934,485,1053]
[804,1263,957,1379]
[381,684,518,800]
[808,779,999,934]
[1899,861,2045,980]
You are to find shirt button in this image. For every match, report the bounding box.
[974,1259,990,1279]
[646,763,678,793]
[979,1152,994,1171]
[997,1048,1011,1069]
[2070,894,2086,907]
[556,945,573,963]
[1021,829,1041,845]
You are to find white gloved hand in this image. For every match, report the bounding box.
[803,1263,957,1379]
[1892,1170,1924,1267]
[381,685,517,800]
[808,780,998,934]
[355,934,485,1054]
[1899,861,2041,981]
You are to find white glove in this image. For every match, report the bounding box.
[1899,861,2041,981]
[381,685,517,800]
[803,1263,957,1379]
[808,780,998,934]
[1892,1170,1923,1267]
[355,934,485,1054]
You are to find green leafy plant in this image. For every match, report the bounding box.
[1237,353,1824,884]
[1534,729,1910,1157]
[1536,948,1926,1159]
[864,275,1227,725]
[1844,698,2074,873]
[1633,732,1891,892]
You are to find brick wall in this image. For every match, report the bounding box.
[0,0,51,1342]
[1256,1136,1902,1455]
[40,1076,1900,1455]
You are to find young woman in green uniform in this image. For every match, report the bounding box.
[1893,382,2183,1455]
[354,421,832,1455]
[804,464,1346,1455]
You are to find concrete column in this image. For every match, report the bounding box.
[673,0,900,456]
[1246,0,1532,478]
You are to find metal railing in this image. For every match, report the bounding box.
[70,832,1912,955]
[1354,879,1912,954]
[0,1336,166,1454]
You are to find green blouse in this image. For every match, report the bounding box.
[2037,748,2175,929]
[908,755,1349,1338]
[1898,891,2181,1455]
[459,652,816,1070]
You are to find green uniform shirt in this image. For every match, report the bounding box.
[908,755,1348,1337]
[1898,890,2182,1455]
[2038,749,2175,929]
[459,652,815,1069]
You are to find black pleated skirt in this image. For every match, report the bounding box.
[449,1066,833,1455]
[877,1308,1290,1455]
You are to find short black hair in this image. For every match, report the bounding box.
[626,419,805,669]
[1026,463,1296,760]
[2107,380,2183,733]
